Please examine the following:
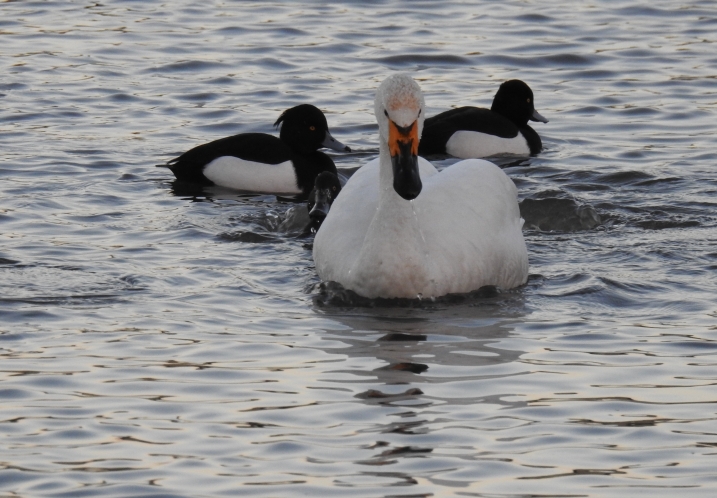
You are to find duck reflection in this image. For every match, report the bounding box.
[168,179,294,204]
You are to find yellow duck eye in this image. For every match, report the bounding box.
[527,98,531,103]
[309,125,316,131]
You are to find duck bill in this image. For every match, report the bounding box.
[388,120,422,201]
[309,189,331,220]
[530,109,549,123]
[321,131,351,152]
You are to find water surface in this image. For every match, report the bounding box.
[1,1,716,496]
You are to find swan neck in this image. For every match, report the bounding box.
[378,141,393,196]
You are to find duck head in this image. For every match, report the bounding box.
[491,80,548,127]
[308,171,342,222]
[275,104,351,155]
[375,74,425,201]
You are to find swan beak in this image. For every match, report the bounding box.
[530,109,549,123]
[309,188,332,220]
[322,131,351,152]
[388,119,422,200]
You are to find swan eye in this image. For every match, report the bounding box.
[384,109,388,117]
[309,125,316,131]
[418,109,422,117]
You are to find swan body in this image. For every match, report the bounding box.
[313,74,528,299]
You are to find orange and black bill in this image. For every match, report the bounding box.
[388,119,422,200]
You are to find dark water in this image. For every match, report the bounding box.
[1,1,716,496]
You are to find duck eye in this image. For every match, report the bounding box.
[527,98,531,103]
[384,109,388,117]
[332,186,336,191]
[309,125,316,131]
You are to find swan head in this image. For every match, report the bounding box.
[375,74,425,201]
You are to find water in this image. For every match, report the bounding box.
[1,0,716,496]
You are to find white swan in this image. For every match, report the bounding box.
[313,74,528,299]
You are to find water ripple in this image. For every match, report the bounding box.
[0,0,716,497]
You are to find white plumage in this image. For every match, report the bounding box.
[313,74,528,299]
[203,157,300,194]
[446,130,529,158]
